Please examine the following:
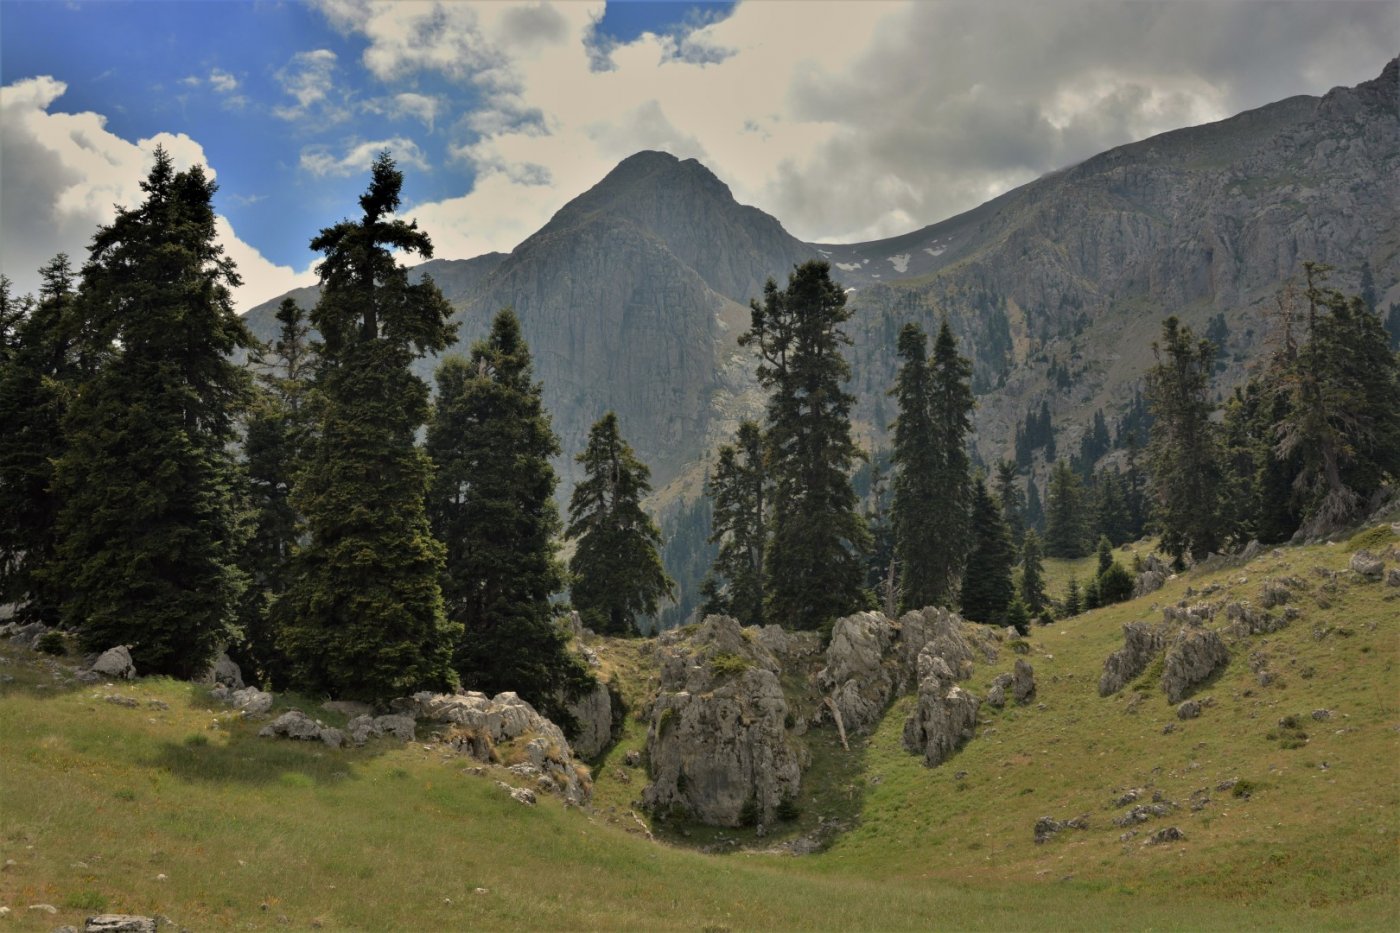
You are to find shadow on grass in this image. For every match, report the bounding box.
[140,726,379,787]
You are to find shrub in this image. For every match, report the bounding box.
[739,796,760,827]
[35,631,67,655]
[776,795,801,822]
[710,653,751,678]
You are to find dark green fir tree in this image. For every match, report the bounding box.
[567,412,674,636]
[703,420,767,627]
[1045,460,1088,558]
[741,261,870,630]
[959,477,1014,625]
[1018,529,1048,615]
[276,152,459,702]
[51,150,252,676]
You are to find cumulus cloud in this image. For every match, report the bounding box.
[299,136,430,177]
[364,91,443,131]
[274,48,347,123]
[208,68,239,94]
[313,0,1397,257]
[0,76,314,311]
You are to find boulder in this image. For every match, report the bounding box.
[1349,549,1384,579]
[1176,699,1202,720]
[346,713,417,745]
[1225,600,1286,638]
[1144,826,1185,845]
[1259,579,1292,609]
[0,621,48,649]
[89,646,136,680]
[1034,814,1088,844]
[400,690,591,805]
[642,615,800,827]
[229,686,274,716]
[985,672,1013,709]
[564,681,614,761]
[816,611,899,734]
[1387,567,1400,587]
[201,652,243,689]
[902,649,980,767]
[1162,602,1215,626]
[1098,622,1165,696]
[259,710,341,746]
[1012,658,1036,705]
[1133,554,1171,599]
[84,918,157,933]
[1161,628,1229,704]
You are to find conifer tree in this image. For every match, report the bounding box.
[959,477,1014,625]
[427,309,590,720]
[928,320,976,601]
[1045,460,1089,558]
[994,460,1025,544]
[1019,530,1048,615]
[51,150,252,676]
[276,152,459,701]
[0,275,23,364]
[1063,577,1083,617]
[703,420,767,627]
[235,298,316,685]
[0,257,79,625]
[1025,474,1045,532]
[1145,317,1224,561]
[1005,596,1030,636]
[567,412,674,636]
[741,261,870,630]
[889,322,942,610]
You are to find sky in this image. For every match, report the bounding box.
[2,0,1396,311]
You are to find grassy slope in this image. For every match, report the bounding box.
[2,528,1397,931]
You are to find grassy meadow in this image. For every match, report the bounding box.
[2,526,1397,930]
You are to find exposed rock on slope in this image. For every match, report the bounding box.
[1161,628,1230,704]
[1099,621,1165,696]
[902,649,980,767]
[642,615,801,826]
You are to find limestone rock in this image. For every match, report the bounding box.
[1133,554,1171,599]
[401,690,591,805]
[1034,814,1088,844]
[1098,622,1165,696]
[985,672,1012,709]
[1144,826,1185,845]
[902,650,980,767]
[1225,600,1286,638]
[0,621,48,649]
[642,615,800,827]
[1387,567,1400,587]
[346,713,417,745]
[201,652,243,689]
[259,710,338,745]
[1161,628,1230,704]
[229,687,274,716]
[564,680,614,761]
[84,917,157,933]
[1349,549,1384,579]
[1012,658,1036,705]
[1259,579,1292,609]
[89,646,135,680]
[817,611,898,734]
[1177,699,1202,720]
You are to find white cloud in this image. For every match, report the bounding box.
[311,0,1397,259]
[299,136,430,177]
[208,68,239,94]
[363,91,442,130]
[0,76,314,311]
[273,48,346,122]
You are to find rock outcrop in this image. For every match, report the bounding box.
[642,615,800,827]
[89,646,135,680]
[564,681,614,761]
[1133,554,1171,598]
[212,685,274,716]
[1161,628,1230,704]
[259,710,344,748]
[201,652,243,689]
[346,713,416,745]
[1099,622,1165,696]
[84,917,157,933]
[902,649,980,767]
[1012,658,1036,705]
[1225,600,1287,638]
[1349,550,1385,579]
[816,612,899,735]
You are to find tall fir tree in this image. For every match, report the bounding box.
[0,275,23,364]
[889,322,943,610]
[959,477,1014,625]
[926,319,976,604]
[1145,317,1224,562]
[741,261,870,630]
[567,412,674,636]
[426,309,591,723]
[276,152,459,702]
[1025,473,1046,533]
[993,460,1025,545]
[702,420,767,626]
[50,150,252,676]
[234,298,317,686]
[0,257,79,625]
[1018,530,1048,615]
[1044,459,1089,558]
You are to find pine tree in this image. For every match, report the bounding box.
[741,261,870,630]
[1045,460,1088,558]
[276,152,459,702]
[889,322,942,610]
[1019,530,1047,614]
[0,275,24,364]
[50,149,252,676]
[426,309,591,721]
[993,460,1025,545]
[1145,316,1224,561]
[1063,577,1083,617]
[1005,596,1030,636]
[0,257,79,625]
[1025,474,1045,532]
[926,319,976,603]
[567,412,674,636]
[235,298,317,686]
[704,420,767,627]
[959,477,1014,625]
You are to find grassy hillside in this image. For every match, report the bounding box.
[3,527,1397,930]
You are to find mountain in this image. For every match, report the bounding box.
[244,58,1399,626]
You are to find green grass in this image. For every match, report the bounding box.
[2,528,1397,930]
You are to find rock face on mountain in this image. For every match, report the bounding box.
[902,648,980,767]
[1099,621,1166,696]
[642,616,801,827]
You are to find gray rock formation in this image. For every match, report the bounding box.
[259,710,343,747]
[641,615,800,827]
[84,917,157,933]
[564,681,614,761]
[1145,826,1186,845]
[1177,699,1202,720]
[1349,550,1385,579]
[1388,567,1400,587]
[902,650,980,767]
[1034,814,1088,843]
[0,621,48,649]
[1133,554,1171,599]
[1161,628,1230,704]
[1098,622,1165,696]
[400,690,591,805]
[1259,579,1293,609]
[201,652,243,689]
[1012,658,1036,705]
[346,713,416,745]
[817,612,899,734]
[1225,600,1286,638]
[89,646,135,680]
[985,672,1013,709]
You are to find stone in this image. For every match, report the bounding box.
[509,787,537,806]
[1259,579,1292,609]
[1349,549,1384,579]
[816,611,899,735]
[201,652,244,689]
[902,649,980,767]
[1114,788,1143,807]
[89,646,136,680]
[84,917,158,933]
[1,621,48,649]
[104,694,139,708]
[1225,601,1286,637]
[259,710,328,743]
[1177,699,1202,720]
[1144,826,1185,845]
[564,680,614,760]
[1387,568,1400,587]
[1012,658,1036,705]
[623,749,642,768]
[1311,708,1333,721]
[1114,803,1175,826]
[1161,627,1229,704]
[985,678,1008,710]
[230,687,274,716]
[1034,814,1088,844]
[1133,553,1171,598]
[346,713,416,746]
[1098,621,1164,696]
[642,616,800,827]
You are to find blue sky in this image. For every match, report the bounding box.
[2,1,1394,310]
